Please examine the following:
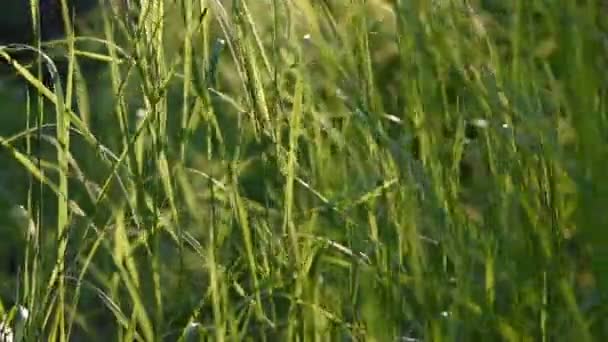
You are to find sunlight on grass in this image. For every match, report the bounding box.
[0,0,606,340]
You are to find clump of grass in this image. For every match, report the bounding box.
[0,0,606,340]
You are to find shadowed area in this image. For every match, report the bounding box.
[0,0,99,44]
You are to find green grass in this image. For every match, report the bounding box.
[0,0,607,340]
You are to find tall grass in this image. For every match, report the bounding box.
[0,0,607,340]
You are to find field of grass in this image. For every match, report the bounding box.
[0,0,607,340]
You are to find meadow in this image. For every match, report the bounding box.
[0,0,607,340]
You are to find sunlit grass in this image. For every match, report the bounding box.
[0,0,606,340]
